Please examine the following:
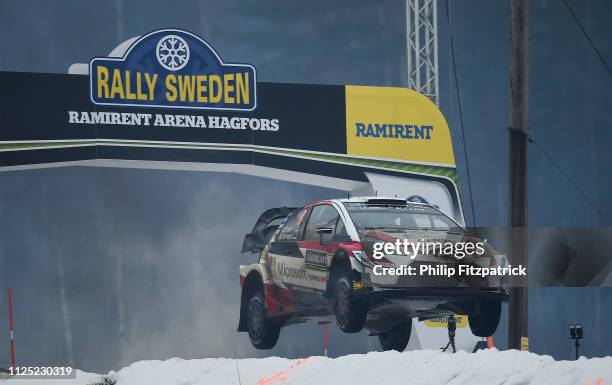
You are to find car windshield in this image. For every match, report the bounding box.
[343,202,460,231]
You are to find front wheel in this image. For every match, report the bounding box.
[247,290,280,349]
[468,299,502,337]
[378,320,412,351]
[333,277,367,333]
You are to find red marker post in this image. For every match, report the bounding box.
[8,289,15,368]
[318,320,330,357]
[323,323,329,357]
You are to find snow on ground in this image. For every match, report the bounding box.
[2,349,611,385]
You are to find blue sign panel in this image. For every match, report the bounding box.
[90,29,257,111]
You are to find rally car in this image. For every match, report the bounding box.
[238,197,508,351]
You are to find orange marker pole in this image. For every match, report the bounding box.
[487,336,494,349]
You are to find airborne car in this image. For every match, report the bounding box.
[238,197,508,351]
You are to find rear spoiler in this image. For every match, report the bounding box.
[242,207,299,253]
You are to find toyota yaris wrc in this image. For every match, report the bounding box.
[238,197,508,351]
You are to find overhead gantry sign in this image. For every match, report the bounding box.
[0,28,463,223]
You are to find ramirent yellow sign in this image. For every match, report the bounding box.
[423,315,468,328]
[345,86,456,167]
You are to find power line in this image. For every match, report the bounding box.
[561,0,612,77]
[556,0,607,220]
[444,0,477,227]
[528,134,604,219]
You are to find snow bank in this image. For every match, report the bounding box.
[3,349,611,385]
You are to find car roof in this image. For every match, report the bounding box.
[335,196,428,204]
[306,196,432,207]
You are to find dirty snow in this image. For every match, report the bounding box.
[2,349,610,385]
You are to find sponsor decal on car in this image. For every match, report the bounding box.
[304,250,328,270]
[271,256,277,278]
[277,262,307,280]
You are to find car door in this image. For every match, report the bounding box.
[268,207,310,290]
[299,204,341,291]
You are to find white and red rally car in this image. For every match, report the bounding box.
[238,197,508,350]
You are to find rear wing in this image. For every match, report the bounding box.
[242,207,298,253]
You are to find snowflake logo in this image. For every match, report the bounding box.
[156,35,190,71]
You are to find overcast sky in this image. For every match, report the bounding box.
[0,0,611,372]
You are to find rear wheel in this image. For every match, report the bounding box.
[247,290,280,349]
[333,276,367,333]
[468,299,502,337]
[378,320,412,352]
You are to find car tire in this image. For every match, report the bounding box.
[247,289,280,349]
[378,320,412,352]
[468,299,502,337]
[333,276,367,333]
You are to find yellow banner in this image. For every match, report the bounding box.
[345,86,456,166]
[521,336,529,351]
[423,315,468,328]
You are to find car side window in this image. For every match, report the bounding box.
[334,217,349,240]
[303,205,339,241]
[277,208,308,241]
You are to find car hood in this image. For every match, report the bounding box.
[359,228,493,262]
[360,228,466,243]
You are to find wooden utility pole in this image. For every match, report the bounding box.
[508,0,529,350]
